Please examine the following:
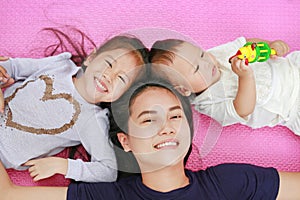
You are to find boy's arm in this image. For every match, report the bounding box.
[230,57,256,118]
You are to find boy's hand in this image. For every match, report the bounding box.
[230,57,254,78]
[23,157,68,181]
[270,40,290,57]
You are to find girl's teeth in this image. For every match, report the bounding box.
[95,78,106,90]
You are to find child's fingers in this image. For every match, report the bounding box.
[0,56,9,61]
[0,90,4,113]
[27,164,42,181]
[1,77,15,88]
[270,55,278,59]
[28,167,38,177]
[0,66,9,78]
[270,40,290,56]
[0,77,8,84]
[240,60,249,71]
[33,175,42,182]
[231,58,243,71]
[23,160,35,166]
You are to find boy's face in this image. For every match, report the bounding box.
[165,42,221,94]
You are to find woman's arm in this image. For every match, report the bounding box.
[276,171,300,199]
[0,161,68,200]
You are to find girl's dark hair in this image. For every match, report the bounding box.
[42,26,149,68]
[41,26,97,66]
[109,72,194,178]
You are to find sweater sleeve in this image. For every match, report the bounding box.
[65,109,117,182]
[0,52,72,81]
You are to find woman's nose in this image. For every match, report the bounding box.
[158,121,175,136]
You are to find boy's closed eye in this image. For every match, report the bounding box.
[193,65,199,74]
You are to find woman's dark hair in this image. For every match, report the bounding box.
[108,72,194,178]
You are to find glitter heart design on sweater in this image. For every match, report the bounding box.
[5,75,81,135]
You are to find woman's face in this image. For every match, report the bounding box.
[82,48,142,103]
[119,86,191,172]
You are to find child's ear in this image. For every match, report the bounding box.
[174,85,192,96]
[117,133,131,152]
[83,48,97,66]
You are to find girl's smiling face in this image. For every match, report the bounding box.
[119,86,191,172]
[80,48,143,103]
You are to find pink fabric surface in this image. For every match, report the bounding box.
[1,0,300,186]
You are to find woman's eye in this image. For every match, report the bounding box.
[142,119,154,124]
[170,114,182,119]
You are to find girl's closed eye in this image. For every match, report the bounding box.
[105,60,113,68]
[104,58,128,84]
[118,74,127,84]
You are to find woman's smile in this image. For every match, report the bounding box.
[153,139,179,150]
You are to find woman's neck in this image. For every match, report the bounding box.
[141,163,189,192]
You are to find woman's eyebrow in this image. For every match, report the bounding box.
[137,110,157,118]
[169,105,181,112]
[137,106,181,118]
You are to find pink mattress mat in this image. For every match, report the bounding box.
[1,0,299,186]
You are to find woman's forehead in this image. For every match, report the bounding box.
[130,87,180,112]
